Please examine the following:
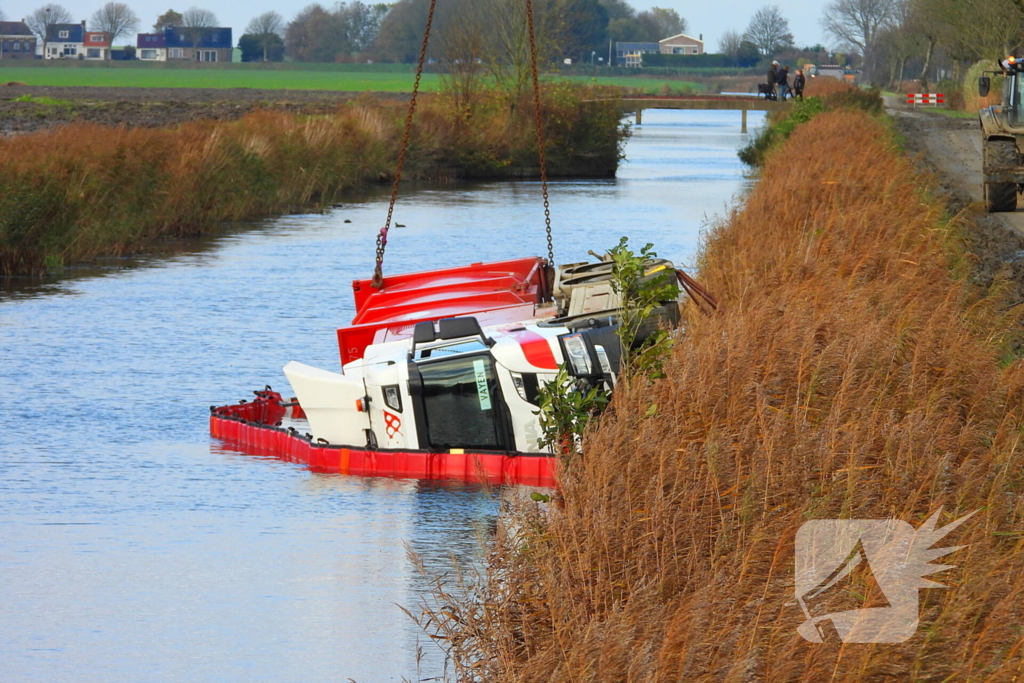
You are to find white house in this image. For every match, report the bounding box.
[44,21,85,58]
[136,33,166,61]
[659,33,704,56]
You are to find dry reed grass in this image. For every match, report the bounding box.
[0,84,623,275]
[422,109,1024,681]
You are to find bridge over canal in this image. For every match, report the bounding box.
[618,95,789,132]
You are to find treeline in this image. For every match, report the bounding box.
[0,0,689,64]
[820,0,1024,88]
[250,0,687,65]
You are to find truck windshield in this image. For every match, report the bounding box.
[417,354,507,450]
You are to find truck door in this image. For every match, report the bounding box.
[408,353,515,451]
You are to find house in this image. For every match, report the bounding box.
[44,21,85,58]
[615,42,659,68]
[659,33,704,56]
[0,21,37,60]
[83,31,111,59]
[164,26,232,62]
[136,33,166,61]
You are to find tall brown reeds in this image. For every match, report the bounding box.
[423,109,1024,681]
[0,84,624,275]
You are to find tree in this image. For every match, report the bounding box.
[153,9,182,31]
[472,0,563,106]
[285,3,333,62]
[239,32,283,61]
[26,3,73,55]
[635,7,685,40]
[821,0,895,80]
[742,5,794,57]
[556,0,608,62]
[0,8,6,21]
[369,0,428,63]
[90,2,140,56]
[598,0,634,22]
[719,29,743,56]
[606,17,640,42]
[245,10,283,61]
[286,1,386,63]
[873,0,922,88]
[180,6,218,58]
[438,0,486,110]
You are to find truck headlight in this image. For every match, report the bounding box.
[562,334,592,376]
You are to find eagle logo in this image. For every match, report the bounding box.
[794,508,975,643]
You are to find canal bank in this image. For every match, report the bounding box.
[426,97,1024,680]
[0,84,624,276]
[0,108,759,682]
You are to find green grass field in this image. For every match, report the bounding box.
[0,63,702,93]
[0,65,440,91]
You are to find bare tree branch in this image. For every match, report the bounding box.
[821,0,895,53]
[181,6,218,55]
[26,3,73,52]
[90,2,140,48]
[718,29,743,55]
[742,5,794,57]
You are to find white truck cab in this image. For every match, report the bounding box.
[284,256,679,454]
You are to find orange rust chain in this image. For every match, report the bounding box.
[525,0,554,267]
[371,0,439,289]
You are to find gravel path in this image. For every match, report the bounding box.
[888,97,1024,301]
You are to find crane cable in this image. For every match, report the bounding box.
[525,0,554,267]
[371,0,439,289]
[371,0,555,288]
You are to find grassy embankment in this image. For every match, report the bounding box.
[0,62,701,94]
[0,84,624,275]
[423,86,1024,680]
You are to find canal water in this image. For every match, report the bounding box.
[0,109,761,682]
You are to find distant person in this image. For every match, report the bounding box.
[767,60,780,100]
[778,65,791,100]
[793,69,806,101]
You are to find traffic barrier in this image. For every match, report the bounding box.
[906,93,945,106]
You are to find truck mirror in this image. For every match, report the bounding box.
[979,76,991,98]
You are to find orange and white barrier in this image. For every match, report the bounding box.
[906,93,945,106]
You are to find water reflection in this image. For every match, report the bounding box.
[0,109,760,682]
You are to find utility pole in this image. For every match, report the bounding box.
[608,38,612,67]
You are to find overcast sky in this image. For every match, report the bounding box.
[634,0,829,51]
[1,0,831,51]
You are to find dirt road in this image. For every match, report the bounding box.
[889,98,1024,298]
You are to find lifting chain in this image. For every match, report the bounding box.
[372,0,554,288]
[371,0,439,289]
[525,0,554,267]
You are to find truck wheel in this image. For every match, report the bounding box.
[985,139,1018,212]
